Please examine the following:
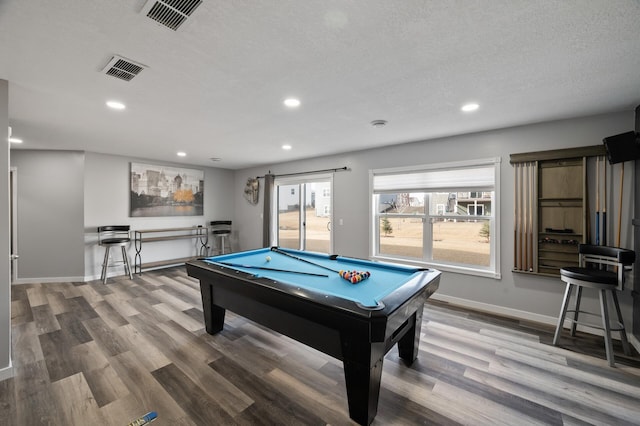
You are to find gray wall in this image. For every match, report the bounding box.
[9,150,235,282]
[1,80,11,379]
[233,111,636,329]
[11,150,85,281]
[83,152,235,279]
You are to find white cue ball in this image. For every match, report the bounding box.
[265,256,271,262]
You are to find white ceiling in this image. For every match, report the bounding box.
[1,0,639,170]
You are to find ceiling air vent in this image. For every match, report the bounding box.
[102,56,146,82]
[141,0,203,31]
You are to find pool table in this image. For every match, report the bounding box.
[186,247,440,425]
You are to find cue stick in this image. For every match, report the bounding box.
[595,156,600,245]
[270,247,371,283]
[127,411,157,426]
[513,163,519,270]
[270,247,341,273]
[214,261,329,277]
[528,163,533,270]
[602,157,607,246]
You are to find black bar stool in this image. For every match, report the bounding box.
[553,244,635,367]
[210,221,232,255]
[98,225,133,284]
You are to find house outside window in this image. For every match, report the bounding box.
[370,158,501,278]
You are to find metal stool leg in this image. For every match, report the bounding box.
[570,286,583,337]
[214,234,232,254]
[553,283,574,346]
[611,290,631,356]
[101,246,111,284]
[220,235,227,254]
[599,289,615,367]
[223,234,232,253]
[121,245,133,280]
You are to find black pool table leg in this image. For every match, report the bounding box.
[397,307,424,364]
[342,342,386,426]
[199,283,226,334]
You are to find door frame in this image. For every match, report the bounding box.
[10,167,17,283]
[275,174,333,253]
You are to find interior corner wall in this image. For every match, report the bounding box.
[83,152,235,279]
[0,80,12,379]
[233,110,635,327]
[10,150,85,282]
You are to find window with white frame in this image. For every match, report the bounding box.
[370,158,501,278]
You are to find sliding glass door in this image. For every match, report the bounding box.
[276,176,332,253]
[277,184,301,249]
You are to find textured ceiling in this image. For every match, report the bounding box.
[1,0,639,169]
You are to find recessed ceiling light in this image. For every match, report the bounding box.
[283,98,300,108]
[106,100,126,110]
[371,119,387,128]
[282,144,292,150]
[177,152,187,157]
[210,157,221,162]
[461,103,479,112]
[9,137,23,144]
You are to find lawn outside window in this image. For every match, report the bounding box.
[370,158,501,279]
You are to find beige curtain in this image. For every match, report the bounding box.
[514,161,537,272]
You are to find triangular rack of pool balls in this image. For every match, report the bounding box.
[339,270,371,284]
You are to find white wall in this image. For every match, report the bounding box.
[83,152,235,279]
[233,111,636,329]
[0,80,12,380]
[11,150,86,282]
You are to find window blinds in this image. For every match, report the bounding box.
[373,165,495,193]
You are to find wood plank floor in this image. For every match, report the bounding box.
[3,267,640,425]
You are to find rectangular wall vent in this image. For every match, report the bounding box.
[102,56,146,82]
[141,0,203,31]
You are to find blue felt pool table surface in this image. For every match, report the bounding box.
[203,247,427,308]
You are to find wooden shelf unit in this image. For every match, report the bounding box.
[134,226,208,274]
[536,158,586,275]
[511,145,605,276]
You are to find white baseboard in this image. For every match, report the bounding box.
[12,276,87,285]
[431,293,559,326]
[13,267,176,284]
[84,272,138,282]
[0,362,13,382]
[430,293,640,353]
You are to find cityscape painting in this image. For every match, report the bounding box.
[130,162,204,217]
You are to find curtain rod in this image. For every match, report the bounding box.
[256,166,348,179]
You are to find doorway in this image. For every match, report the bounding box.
[276,176,332,253]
